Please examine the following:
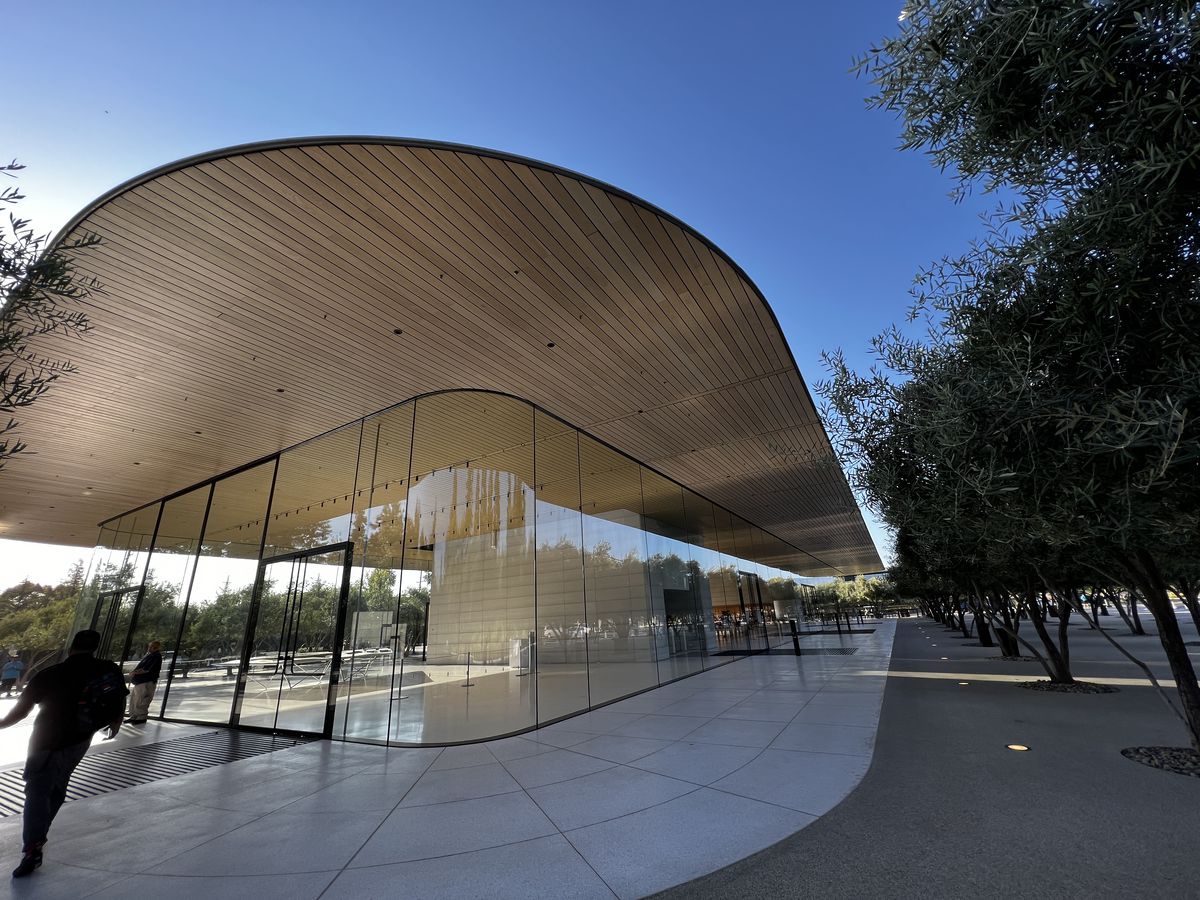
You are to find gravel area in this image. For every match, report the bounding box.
[1018,680,1120,693]
[1122,746,1200,777]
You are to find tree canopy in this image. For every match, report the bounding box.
[0,161,101,469]
[823,1,1200,749]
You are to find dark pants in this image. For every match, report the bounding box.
[22,739,90,849]
[1,678,16,696]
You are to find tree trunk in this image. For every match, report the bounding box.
[1131,551,1200,753]
[966,585,995,647]
[1024,590,1074,683]
[1110,590,1138,635]
[1056,597,1071,675]
[995,593,1020,656]
[1128,592,1147,635]
[1173,577,1200,635]
[976,617,994,647]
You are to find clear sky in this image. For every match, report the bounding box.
[1,0,991,589]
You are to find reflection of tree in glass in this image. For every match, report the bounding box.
[124,572,182,664]
[396,585,429,656]
[183,579,253,661]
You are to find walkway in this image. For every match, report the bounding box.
[656,617,1200,900]
[0,623,894,899]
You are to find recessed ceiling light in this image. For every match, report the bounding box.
[940,657,948,660]
[958,681,969,685]
[546,341,556,348]
[393,328,403,335]
[1007,744,1030,752]
[194,430,202,435]
[276,388,285,393]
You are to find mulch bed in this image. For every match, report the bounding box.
[1121,746,1200,778]
[1017,680,1119,694]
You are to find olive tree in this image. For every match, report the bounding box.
[0,161,100,469]
[825,0,1200,748]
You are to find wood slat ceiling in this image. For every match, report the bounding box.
[0,138,882,576]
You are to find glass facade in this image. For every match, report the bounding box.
[75,391,814,745]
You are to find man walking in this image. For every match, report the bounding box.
[126,640,162,724]
[0,630,126,878]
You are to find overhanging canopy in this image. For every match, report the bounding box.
[0,138,882,576]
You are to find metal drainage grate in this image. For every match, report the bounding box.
[0,730,309,817]
[767,647,860,656]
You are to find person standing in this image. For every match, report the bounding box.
[125,641,162,724]
[0,629,126,878]
[1,653,25,697]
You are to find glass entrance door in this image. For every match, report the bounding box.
[92,586,144,664]
[233,543,353,737]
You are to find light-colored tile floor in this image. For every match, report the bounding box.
[0,622,895,900]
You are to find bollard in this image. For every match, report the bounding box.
[790,619,802,656]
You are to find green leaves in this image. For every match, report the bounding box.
[1,160,101,470]
[826,0,1200,594]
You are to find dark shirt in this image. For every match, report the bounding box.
[24,654,124,752]
[132,650,162,685]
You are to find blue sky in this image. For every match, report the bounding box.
[3,0,991,586]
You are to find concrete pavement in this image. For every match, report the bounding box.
[655,616,1200,900]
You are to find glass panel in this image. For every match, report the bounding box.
[71,528,112,641]
[237,548,348,735]
[759,529,790,646]
[579,433,656,705]
[96,586,143,664]
[680,488,722,669]
[733,519,770,652]
[164,461,274,724]
[640,468,703,680]
[335,402,416,743]
[765,572,802,630]
[533,411,589,723]
[711,506,750,655]
[147,486,214,719]
[82,390,831,742]
[92,505,160,663]
[95,505,158,600]
[390,393,536,744]
[264,422,363,557]
[84,508,158,662]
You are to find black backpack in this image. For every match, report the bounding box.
[77,668,128,734]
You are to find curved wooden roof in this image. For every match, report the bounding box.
[0,138,881,576]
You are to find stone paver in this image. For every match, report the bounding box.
[0,623,895,899]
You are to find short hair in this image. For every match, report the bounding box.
[69,630,102,654]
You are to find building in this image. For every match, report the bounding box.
[1,138,881,745]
